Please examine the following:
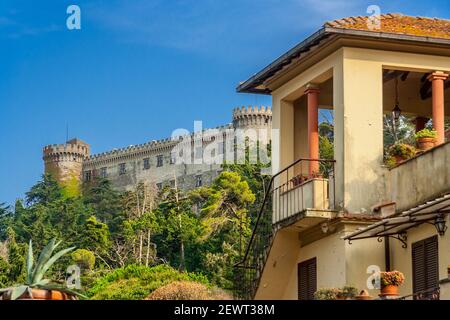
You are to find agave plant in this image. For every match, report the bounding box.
[0,238,85,300]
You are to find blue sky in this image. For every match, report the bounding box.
[1,0,449,205]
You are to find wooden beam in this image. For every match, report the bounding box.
[421,79,449,100]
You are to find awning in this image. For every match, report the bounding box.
[342,193,450,247]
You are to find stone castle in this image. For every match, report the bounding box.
[43,107,272,192]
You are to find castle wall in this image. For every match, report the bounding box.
[49,107,273,193]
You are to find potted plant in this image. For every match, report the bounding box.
[341,286,358,300]
[0,238,85,300]
[313,288,342,300]
[388,143,416,164]
[414,129,437,151]
[379,271,405,297]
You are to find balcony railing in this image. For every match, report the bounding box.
[234,158,335,299]
[397,287,440,300]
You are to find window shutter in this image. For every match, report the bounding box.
[412,236,439,298]
[298,258,317,300]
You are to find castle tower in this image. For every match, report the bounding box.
[232,106,272,143]
[43,138,90,193]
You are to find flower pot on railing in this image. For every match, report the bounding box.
[416,137,436,151]
[387,143,417,165]
[379,271,405,298]
[379,285,399,297]
[415,129,437,151]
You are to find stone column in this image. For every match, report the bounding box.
[305,84,320,176]
[428,71,448,145]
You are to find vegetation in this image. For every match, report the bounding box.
[314,288,342,300]
[146,281,232,300]
[87,264,208,300]
[414,128,437,139]
[0,239,83,300]
[314,286,358,300]
[388,143,417,159]
[0,162,264,299]
[381,271,405,287]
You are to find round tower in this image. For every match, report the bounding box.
[43,138,90,191]
[232,106,272,144]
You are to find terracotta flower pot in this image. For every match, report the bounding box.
[417,137,436,151]
[3,288,75,300]
[379,285,399,297]
[355,290,372,300]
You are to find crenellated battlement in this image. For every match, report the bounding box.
[232,106,272,119]
[43,143,90,159]
[232,106,272,129]
[86,123,234,163]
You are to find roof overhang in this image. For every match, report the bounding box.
[342,193,450,244]
[237,27,450,95]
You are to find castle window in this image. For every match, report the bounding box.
[170,180,175,188]
[218,141,225,155]
[119,163,126,175]
[170,153,176,165]
[157,155,164,167]
[156,183,163,190]
[195,147,203,160]
[143,158,150,170]
[195,175,202,187]
[84,171,92,182]
[100,167,107,178]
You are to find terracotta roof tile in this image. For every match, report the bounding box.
[324,13,450,39]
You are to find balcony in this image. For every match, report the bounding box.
[386,141,450,213]
[234,158,335,299]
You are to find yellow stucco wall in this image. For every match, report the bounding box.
[272,46,450,213]
[390,220,450,298]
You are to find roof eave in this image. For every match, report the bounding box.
[237,27,450,95]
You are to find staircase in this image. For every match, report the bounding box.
[234,158,335,299]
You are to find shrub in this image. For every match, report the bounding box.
[314,288,342,300]
[414,128,437,140]
[381,271,405,287]
[388,143,416,159]
[146,281,232,300]
[71,249,96,271]
[341,286,358,299]
[87,264,209,300]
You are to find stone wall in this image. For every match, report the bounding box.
[45,107,272,193]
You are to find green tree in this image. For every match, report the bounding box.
[79,216,111,255]
[190,171,255,289]
[83,178,124,234]
[25,174,63,206]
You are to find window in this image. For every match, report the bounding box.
[195,175,202,187]
[143,158,150,170]
[298,258,317,300]
[100,167,107,178]
[119,163,126,175]
[170,180,175,188]
[218,141,225,155]
[412,236,439,299]
[156,183,162,190]
[195,147,203,159]
[84,171,92,182]
[170,153,176,165]
[157,155,164,167]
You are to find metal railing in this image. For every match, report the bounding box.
[234,158,336,300]
[397,287,440,300]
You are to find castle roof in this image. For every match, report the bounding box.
[237,13,450,94]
